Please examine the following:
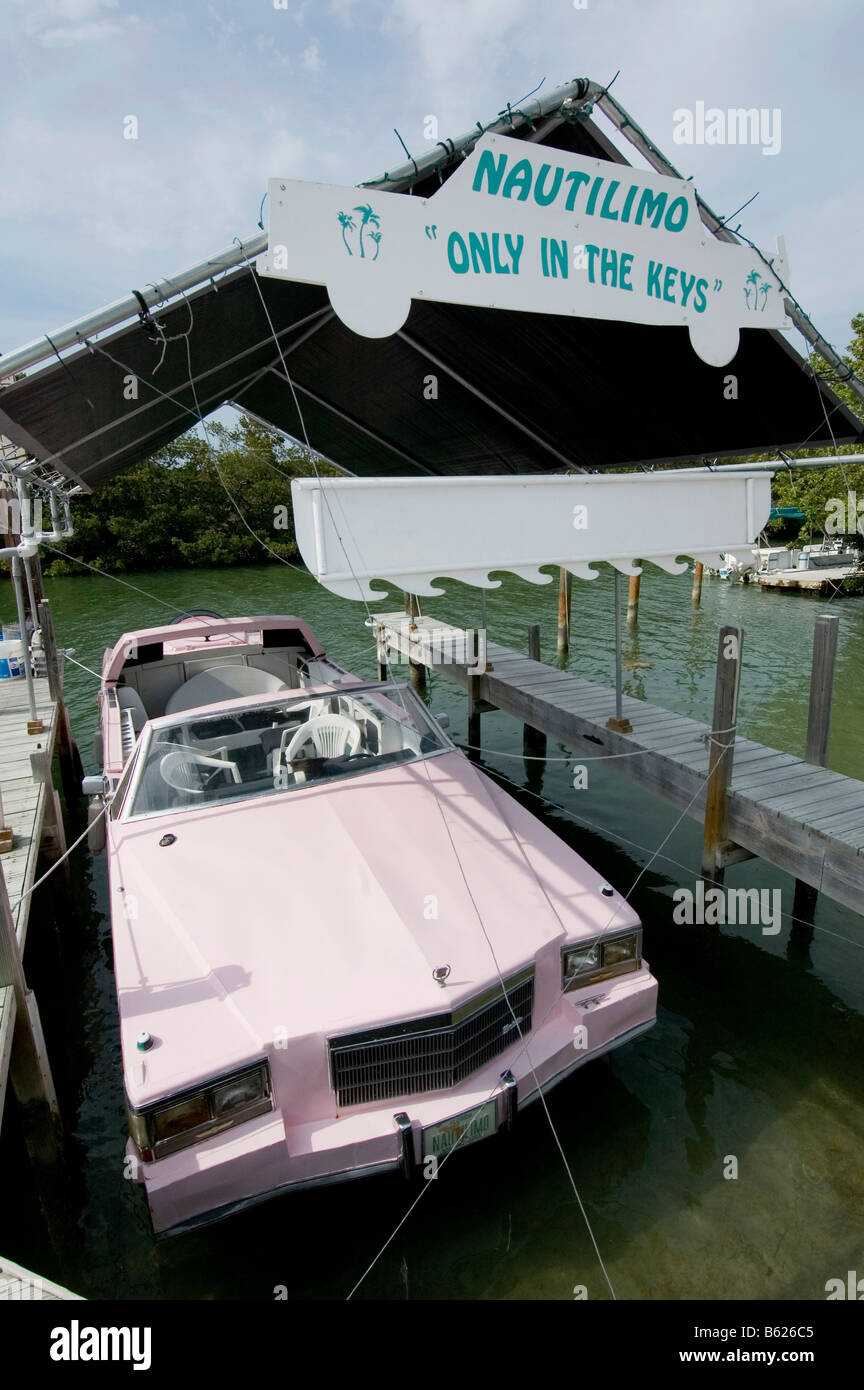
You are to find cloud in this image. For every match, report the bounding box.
[385,0,524,82]
[301,38,321,71]
[10,0,130,47]
[329,0,359,23]
[256,32,292,69]
[42,21,123,47]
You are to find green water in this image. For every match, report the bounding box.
[2,561,863,1301]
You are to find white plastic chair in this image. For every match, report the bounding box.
[273,715,362,787]
[160,750,242,796]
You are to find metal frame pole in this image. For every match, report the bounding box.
[10,556,40,729]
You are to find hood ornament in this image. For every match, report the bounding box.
[432,965,451,988]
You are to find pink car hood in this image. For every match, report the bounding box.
[110,751,639,1108]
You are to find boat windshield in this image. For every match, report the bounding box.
[124,682,453,818]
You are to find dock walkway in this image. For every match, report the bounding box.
[757,567,858,594]
[376,615,864,916]
[0,673,58,1130]
[0,1253,83,1300]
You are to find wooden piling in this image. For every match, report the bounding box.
[556,568,572,658]
[30,750,70,883]
[523,625,547,760]
[30,552,47,610]
[404,592,426,692]
[606,570,633,734]
[691,561,704,607]
[467,673,482,756]
[0,856,62,1164]
[804,614,839,767]
[700,625,743,885]
[627,563,642,626]
[792,614,840,925]
[38,600,82,809]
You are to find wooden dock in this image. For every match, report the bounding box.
[0,1253,83,1300]
[375,614,864,918]
[757,566,858,594]
[0,673,59,1132]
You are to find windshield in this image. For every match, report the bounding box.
[124,682,452,818]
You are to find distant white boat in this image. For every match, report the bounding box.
[796,539,860,571]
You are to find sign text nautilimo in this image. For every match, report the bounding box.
[263,131,791,367]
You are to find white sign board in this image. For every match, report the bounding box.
[290,472,773,601]
[263,132,790,367]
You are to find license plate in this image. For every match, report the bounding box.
[422,1099,498,1160]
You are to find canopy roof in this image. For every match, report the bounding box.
[1,79,861,493]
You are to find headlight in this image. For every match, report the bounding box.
[127,1061,272,1162]
[562,929,642,992]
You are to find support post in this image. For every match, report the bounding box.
[606,570,633,734]
[700,625,743,886]
[467,673,482,757]
[30,551,47,609]
[23,556,39,629]
[792,614,839,928]
[523,625,547,763]
[0,780,11,853]
[627,563,642,626]
[691,560,704,607]
[556,567,571,658]
[804,614,839,767]
[38,600,81,808]
[0,856,62,1164]
[30,750,70,883]
[404,592,426,692]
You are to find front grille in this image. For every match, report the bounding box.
[329,969,534,1107]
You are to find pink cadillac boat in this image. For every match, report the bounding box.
[85,613,658,1234]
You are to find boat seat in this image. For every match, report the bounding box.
[165,665,288,715]
[301,659,339,687]
[116,686,148,731]
[159,750,242,796]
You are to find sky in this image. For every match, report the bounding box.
[2,0,862,370]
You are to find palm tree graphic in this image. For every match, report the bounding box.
[759,282,771,312]
[353,204,381,258]
[337,210,356,255]
[744,269,760,310]
[368,230,382,261]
